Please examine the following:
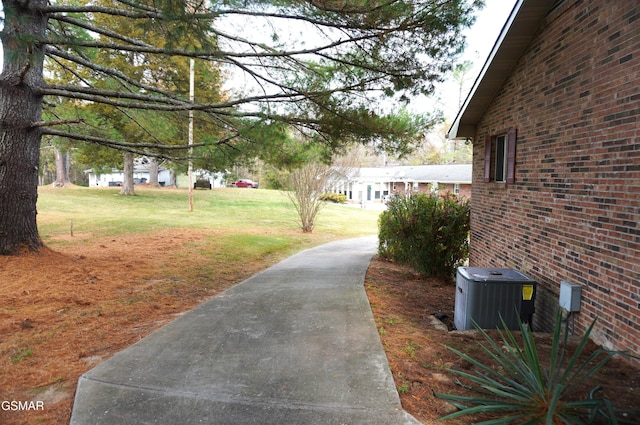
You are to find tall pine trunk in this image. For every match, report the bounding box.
[120,152,135,195]
[0,0,47,254]
[54,147,70,187]
[148,158,159,187]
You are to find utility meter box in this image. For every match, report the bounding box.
[559,280,581,312]
[454,267,536,331]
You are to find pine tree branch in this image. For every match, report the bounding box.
[41,128,206,151]
[46,29,377,62]
[49,15,154,48]
[44,46,182,100]
[42,4,161,19]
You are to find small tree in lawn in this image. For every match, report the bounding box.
[284,141,362,233]
[287,161,332,233]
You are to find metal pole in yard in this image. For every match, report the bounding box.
[188,57,195,212]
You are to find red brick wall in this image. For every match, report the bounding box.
[389,182,471,199]
[441,183,472,200]
[389,182,425,196]
[470,0,639,358]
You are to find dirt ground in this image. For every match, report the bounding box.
[364,258,640,424]
[1,232,639,425]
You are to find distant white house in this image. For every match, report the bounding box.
[326,164,472,203]
[86,163,172,187]
[87,165,227,189]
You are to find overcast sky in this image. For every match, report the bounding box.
[429,0,519,119]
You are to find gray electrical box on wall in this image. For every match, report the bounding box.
[559,280,581,312]
[454,267,536,331]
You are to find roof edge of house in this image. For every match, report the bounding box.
[447,0,557,141]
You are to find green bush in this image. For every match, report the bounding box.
[436,313,638,424]
[319,193,347,204]
[378,192,470,279]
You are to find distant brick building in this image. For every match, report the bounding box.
[448,0,639,359]
[327,164,472,203]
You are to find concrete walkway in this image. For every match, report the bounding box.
[70,236,421,424]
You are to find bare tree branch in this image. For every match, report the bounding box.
[31,118,85,128]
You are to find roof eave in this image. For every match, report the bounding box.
[447,0,557,140]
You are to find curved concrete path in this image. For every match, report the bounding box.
[70,236,421,424]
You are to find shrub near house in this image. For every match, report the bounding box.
[378,193,470,279]
[319,193,347,204]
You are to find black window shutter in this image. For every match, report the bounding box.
[483,135,492,182]
[506,128,517,184]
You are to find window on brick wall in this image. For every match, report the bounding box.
[495,135,507,182]
[484,128,517,184]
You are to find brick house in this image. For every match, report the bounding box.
[386,164,472,200]
[447,0,639,359]
[326,164,471,203]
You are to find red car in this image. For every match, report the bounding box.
[231,179,258,188]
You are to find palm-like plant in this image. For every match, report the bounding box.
[436,313,637,424]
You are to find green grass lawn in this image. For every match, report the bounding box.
[37,185,382,258]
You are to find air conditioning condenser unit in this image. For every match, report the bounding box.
[454,267,536,331]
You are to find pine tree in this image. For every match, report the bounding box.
[0,0,482,254]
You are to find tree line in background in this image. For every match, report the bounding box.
[38,130,472,188]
